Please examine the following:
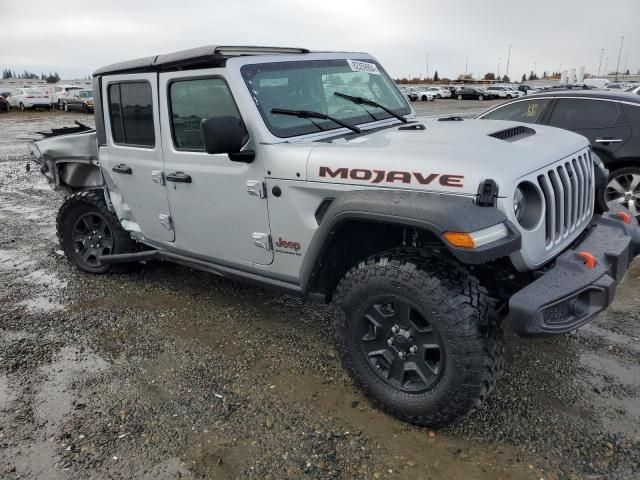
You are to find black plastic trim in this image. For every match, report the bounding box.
[299,189,522,294]
[509,207,640,336]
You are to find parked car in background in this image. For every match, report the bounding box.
[456,87,492,100]
[423,86,451,98]
[398,86,418,101]
[606,83,627,91]
[486,86,520,99]
[413,88,436,101]
[5,88,51,110]
[518,85,540,95]
[61,89,94,112]
[0,95,9,112]
[626,85,640,95]
[53,85,83,108]
[478,91,640,217]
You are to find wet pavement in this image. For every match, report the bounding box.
[0,107,639,479]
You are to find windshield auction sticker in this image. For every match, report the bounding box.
[347,59,380,75]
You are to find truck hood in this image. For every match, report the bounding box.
[306,118,589,197]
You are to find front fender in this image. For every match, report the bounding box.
[299,189,522,294]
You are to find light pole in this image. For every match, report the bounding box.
[623,52,629,78]
[615,35,624,82]
[465,56,469,77]
[426,52,430,80]
[533,62,537,78]
[505,44,512,80]
[597,48,604,77]
[604,57,609,79]
[497,57,501,79]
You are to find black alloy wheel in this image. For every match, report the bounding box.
[72,212,114,269]
[358,297,444,393]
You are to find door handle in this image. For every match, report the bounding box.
[595,138,623,144]
[112,164,132,174]
[165,171,192,183]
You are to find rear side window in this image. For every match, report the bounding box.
[169,78,242,151]
[622,103,640,125]
[108,82,155,147]
[547,99,621,129]
[481,99,551,124]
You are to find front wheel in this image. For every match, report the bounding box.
[506,94,512,99]
[19,102,25,111]
[604,166,640,219]
[457,94,463,100]
[333,253,504,426]
[478,95,484,101]
[64,103,69,112]
[57,191,136,273]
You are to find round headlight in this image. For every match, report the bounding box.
[513,186,525,222]
[513,182,543,230]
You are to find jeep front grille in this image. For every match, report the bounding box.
[537,150,594,248]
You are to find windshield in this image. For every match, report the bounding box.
[79,90,93,98]
[241,59,410,138]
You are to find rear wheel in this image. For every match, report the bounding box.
[421,95,428,101]
[506,94,512,99]
[64,103,69,112]
[605,166,640,218]
[19,102,25,111]
[478,95,484,101]
[457,94,463,100]
[57,191,136,273]
[333,252,504,426]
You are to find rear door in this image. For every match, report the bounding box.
[545,98,632,164]
[101,74,174,242]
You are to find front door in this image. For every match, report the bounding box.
[158,71,272,267]
[101,73,174,242]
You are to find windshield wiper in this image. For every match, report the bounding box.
[334,92,408,124]
[271,108,361,134]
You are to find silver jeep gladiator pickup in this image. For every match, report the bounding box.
[30,45,640,426]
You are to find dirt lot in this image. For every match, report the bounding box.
[1,104,639,480]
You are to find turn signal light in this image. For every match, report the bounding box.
[443,232,475,248]
[616,211,631,224]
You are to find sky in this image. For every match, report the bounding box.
[1,0,639,81]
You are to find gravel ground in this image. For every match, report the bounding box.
[1,104,639,480]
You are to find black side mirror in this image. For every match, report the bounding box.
[201,116,255,163]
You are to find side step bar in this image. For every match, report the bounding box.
[98,249,303,296]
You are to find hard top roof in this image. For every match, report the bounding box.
[93,45,311,76]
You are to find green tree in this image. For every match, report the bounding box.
[521,73,526,82]
[484,72,496,80]
[433,70,439,82]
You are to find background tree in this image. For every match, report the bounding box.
[433,70,439,82]
[521,73,527,82]
[483,72,496,80]
[502,75,510,83]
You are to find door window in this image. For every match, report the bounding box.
[622,103,640,125]
[481,99,551,123]
[108,82,155,147]
[169,78,242,151]
[547,99,621,129]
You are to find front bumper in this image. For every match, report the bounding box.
[509,208,640,336]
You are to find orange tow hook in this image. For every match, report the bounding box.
[616,211,632,224]
[577,251,596,269]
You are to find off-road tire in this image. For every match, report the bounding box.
[333,251,504,427]
[57,190,135,273]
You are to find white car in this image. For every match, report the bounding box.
[423,86,450,99]
[5,88,51,111]
[412,88,436,101]
[485,86,521,99]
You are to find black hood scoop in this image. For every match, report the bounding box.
[489,125,536,142]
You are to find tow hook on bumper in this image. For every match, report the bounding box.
[509,208,640,336]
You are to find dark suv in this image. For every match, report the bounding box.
[479,91,640,217]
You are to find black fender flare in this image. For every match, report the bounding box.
[300,189,521,295]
